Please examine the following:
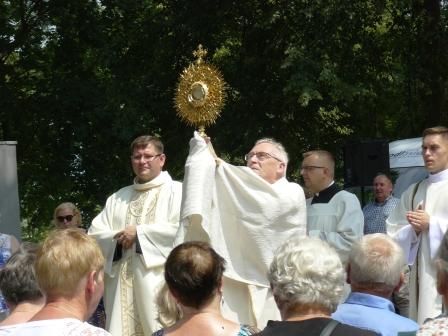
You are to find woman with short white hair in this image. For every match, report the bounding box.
[256,237,377,336]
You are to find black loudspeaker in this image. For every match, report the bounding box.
[343,140,390,187]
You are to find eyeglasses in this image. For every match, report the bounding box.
[244,152,282,162]
[57,215,74,222]
[300,165,326,171]
[131,154,162,162]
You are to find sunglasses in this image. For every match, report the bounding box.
[57,215,74,222]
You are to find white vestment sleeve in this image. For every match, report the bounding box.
[429,215,448,259]
[308,193,363,261]
[176,132,217,243]
[89,193,123,277]
[386,183,421,264]
[137,182,182,268]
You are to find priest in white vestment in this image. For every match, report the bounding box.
[176,133,307,328]
[301,150,364,265]
[89,136,182,336]
[387,126,448,323]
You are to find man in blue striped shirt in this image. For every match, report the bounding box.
[363,174,399,235]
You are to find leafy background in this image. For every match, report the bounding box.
[1,0,447,240]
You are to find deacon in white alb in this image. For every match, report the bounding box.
[387,126,448,323]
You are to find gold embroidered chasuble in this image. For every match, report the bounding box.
[89,171,182,336]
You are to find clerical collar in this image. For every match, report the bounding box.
[312,182,341,204]
[428,168,448,184]
[315,181,334,197]
[133,171,167,191]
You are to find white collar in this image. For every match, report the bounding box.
[428,168,448,184]
[133,171,171,191]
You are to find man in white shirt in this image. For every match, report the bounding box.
[387,126,448,323]
[301,150,364,264]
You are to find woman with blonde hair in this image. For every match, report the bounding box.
[52,202,83,230]
[52,202,105,328]
[0,228,110,335]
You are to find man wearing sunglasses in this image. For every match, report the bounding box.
[176,132,306,329]
[301,150,363,265]
[88,135,182,336]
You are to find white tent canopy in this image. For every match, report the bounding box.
[389,137,427,197]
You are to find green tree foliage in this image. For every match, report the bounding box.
[0,0,447,240]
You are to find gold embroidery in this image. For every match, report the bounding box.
[120,257,144,336]
[120,186,162,336]
[127,187,161,226]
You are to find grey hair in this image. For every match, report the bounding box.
[255,138,289,165]
[349,234,405,292]
[268,236,345,313]
[0,242,43,305]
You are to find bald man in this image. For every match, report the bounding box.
[301,150,364,264]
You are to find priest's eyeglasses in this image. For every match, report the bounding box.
[131,154,162,162]
[244,152,282,162]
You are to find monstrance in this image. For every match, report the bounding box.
[174,44,226,136]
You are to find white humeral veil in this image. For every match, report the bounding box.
[175,132,307,327]
[387,169,448,324]
[89,171,182,336]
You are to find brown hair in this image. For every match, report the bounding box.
[165,241,225,309]
[374,173,393,184]
[130,135,164,154]
[422,126,448,139]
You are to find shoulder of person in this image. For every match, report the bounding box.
[335,322,380,336]
[170,180,183,189]
[240,324,260,335]
[78,321,111,335]
[337,190,361,204]
[113,184,135,196]
[284,180,305,192]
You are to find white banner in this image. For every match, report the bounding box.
[389,137,424,168]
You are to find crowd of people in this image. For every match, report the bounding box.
[1,125,448,336]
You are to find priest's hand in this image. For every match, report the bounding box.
[406,210,430,233]
[114,226,137,249]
